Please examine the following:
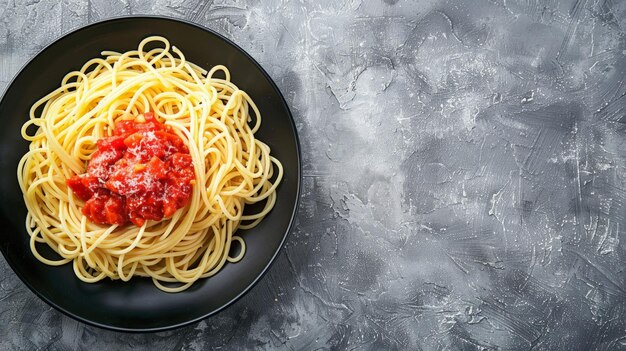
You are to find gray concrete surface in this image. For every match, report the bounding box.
[2,0,626,350]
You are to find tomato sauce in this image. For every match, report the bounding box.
[67,112,195,226]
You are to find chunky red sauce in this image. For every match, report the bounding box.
[67,112,195,226]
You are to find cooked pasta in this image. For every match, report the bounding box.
[17,36,282,292]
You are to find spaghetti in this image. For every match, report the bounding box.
[17,36,283,292]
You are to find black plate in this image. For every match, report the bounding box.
[0,16,300,332]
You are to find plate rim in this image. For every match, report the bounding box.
[0,14,302,333]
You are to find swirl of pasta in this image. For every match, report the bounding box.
[17,36,283,292]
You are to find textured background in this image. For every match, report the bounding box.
[1,0,626,350]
